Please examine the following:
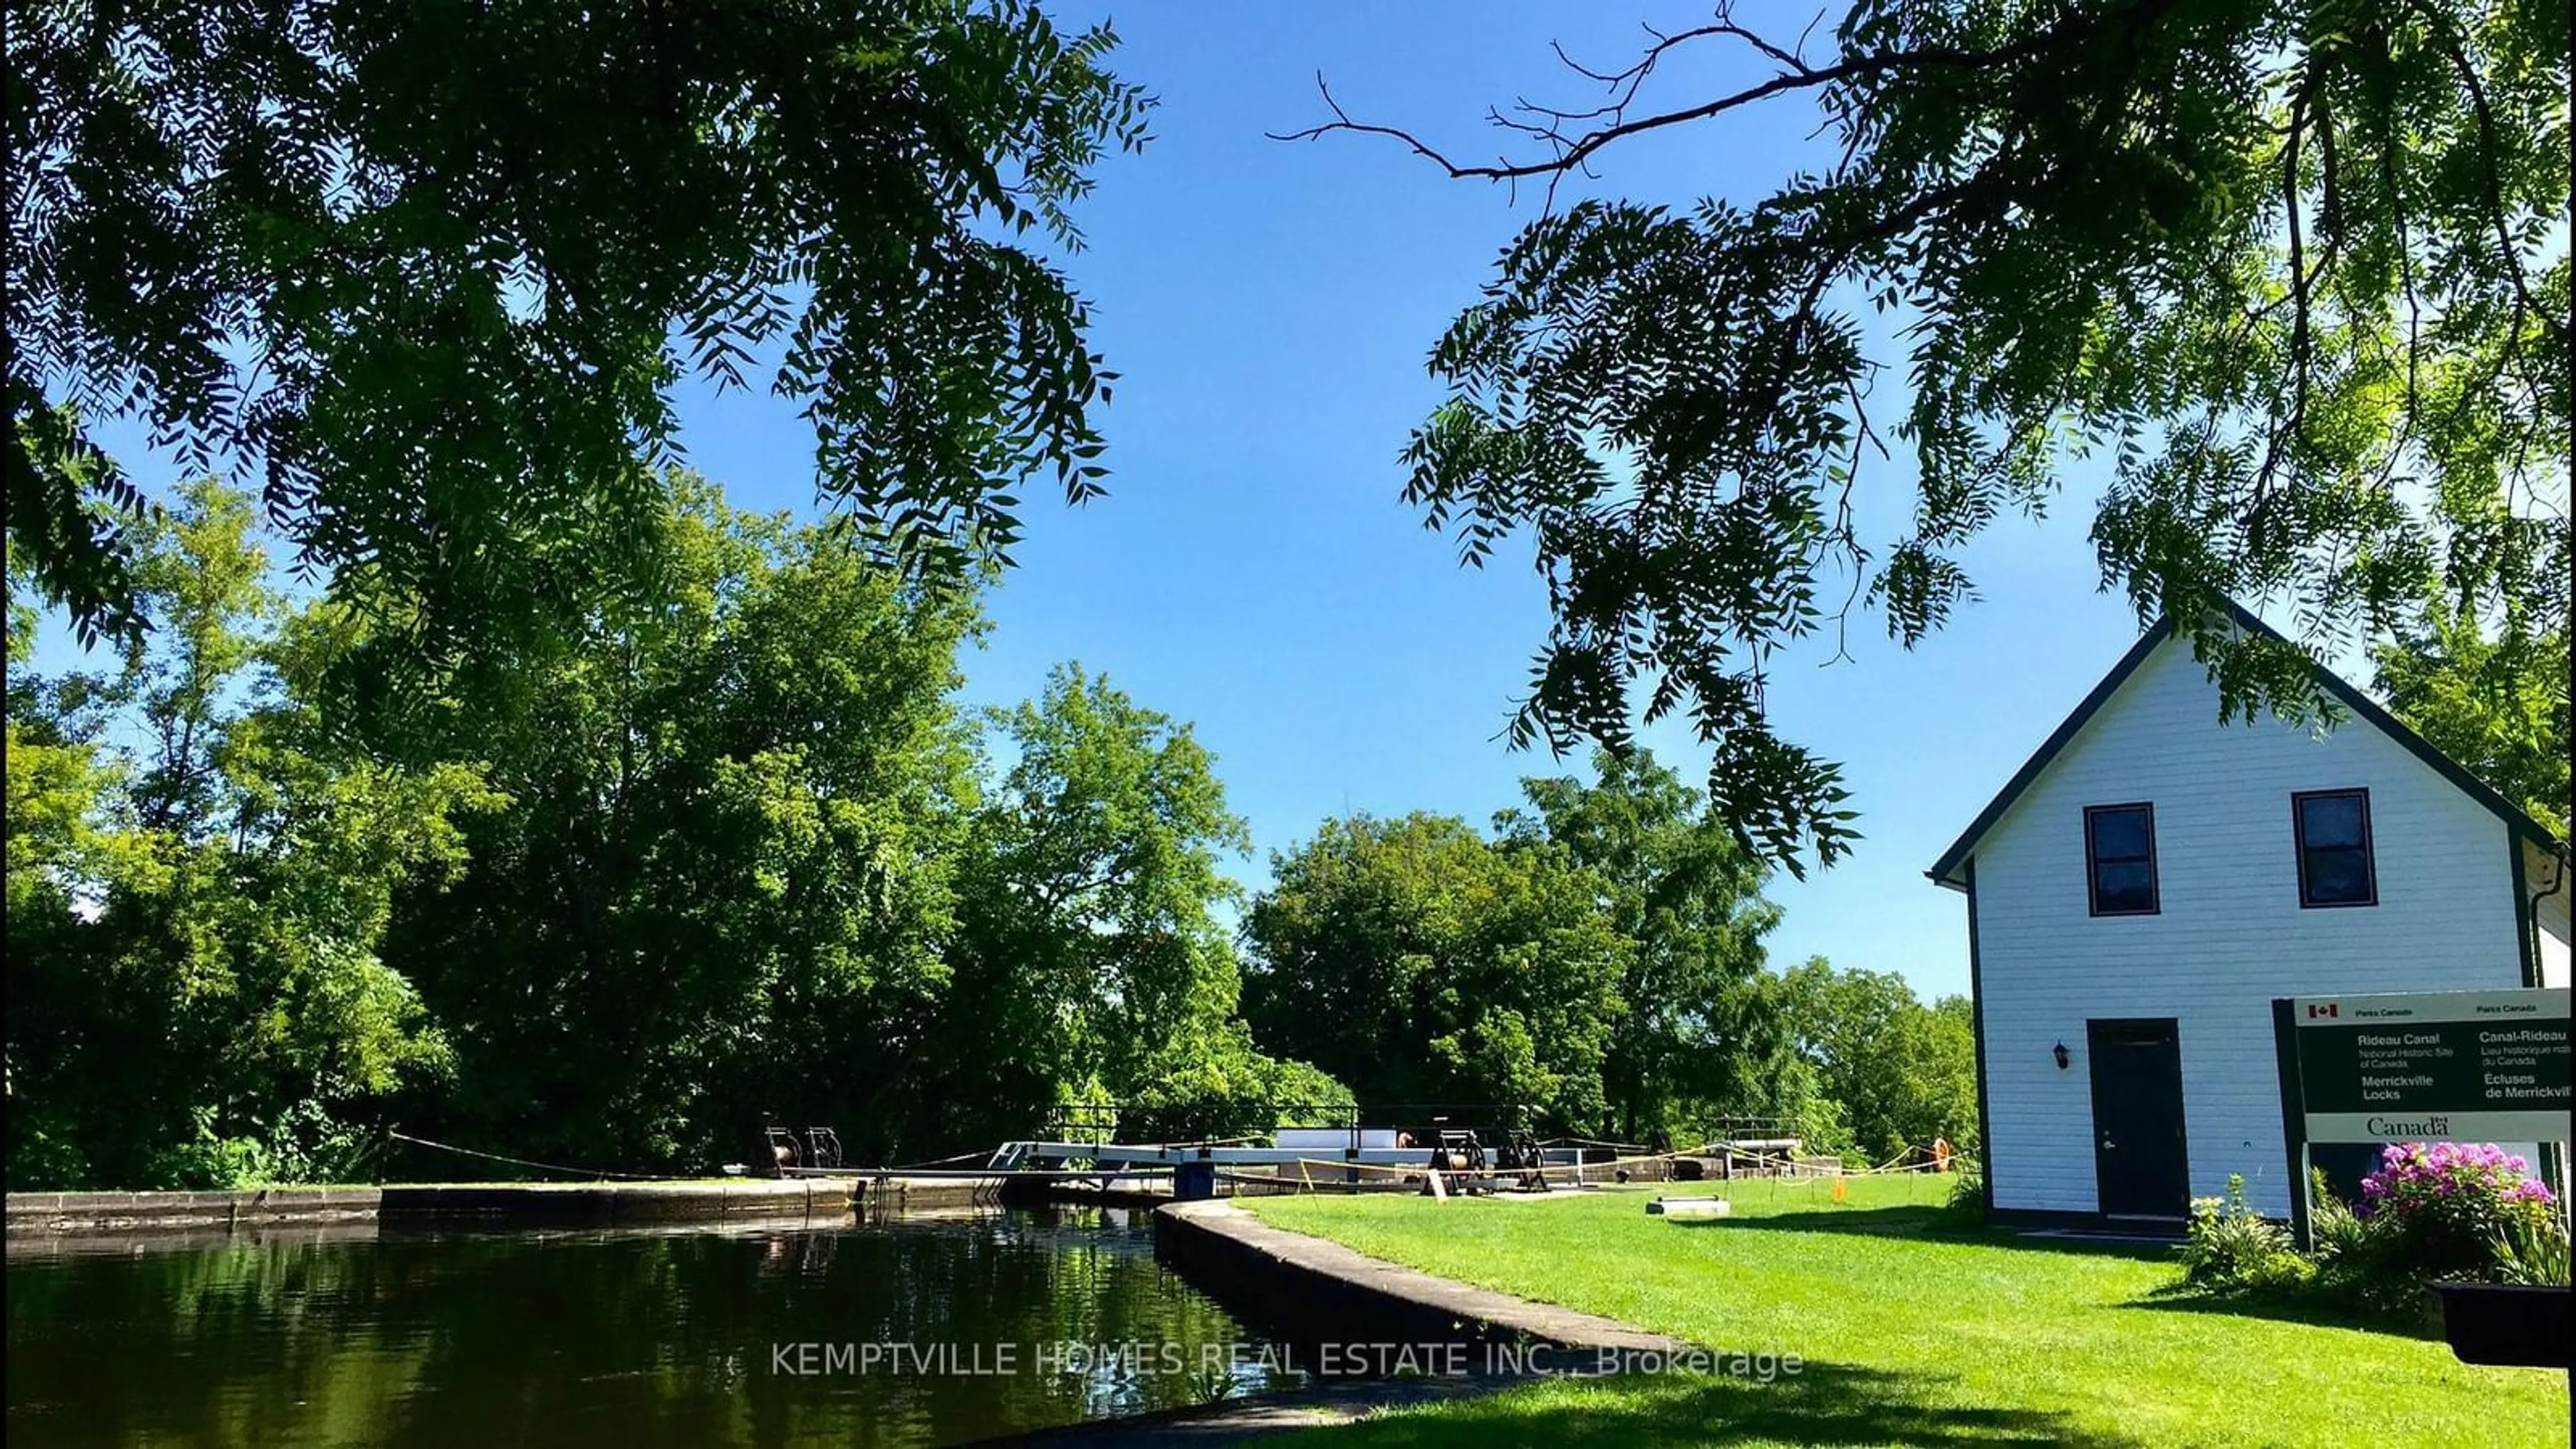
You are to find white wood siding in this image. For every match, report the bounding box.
[1968,635,2527,1220]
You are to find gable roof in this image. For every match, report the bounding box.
[1926,599,2564,890]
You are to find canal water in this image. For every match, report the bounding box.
[5,1205,1308,1448]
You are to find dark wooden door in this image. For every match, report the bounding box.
[2088,1018,2190,1218]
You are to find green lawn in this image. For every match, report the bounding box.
[1242,1176,2567,1448]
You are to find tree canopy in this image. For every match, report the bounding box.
[8,479,498,1187]
[374,474,989,1169]
[1236,777,1974,1155]
[1495,748,1785,1141]
[9,484,1972,1185]
[1287,0,2571,871]
[5,477,1340,1187]
[1244,755,1799,1140]
[2372,603,2569,839]
[925,663,1345,1150]
[1242,812,1631,1132]
[9,0,1149,682]
[1773,957,1979,1159]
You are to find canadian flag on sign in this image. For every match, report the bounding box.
[2307,1003,2340,1019]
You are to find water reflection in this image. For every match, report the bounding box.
[5,1207,1305,1448]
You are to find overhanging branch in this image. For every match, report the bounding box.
[1267,2,2163,194]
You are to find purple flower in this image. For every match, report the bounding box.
[2355,1142,2556,1232]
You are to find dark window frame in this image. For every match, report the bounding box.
[2293,788,2378,908]
[2084,802,2161,917]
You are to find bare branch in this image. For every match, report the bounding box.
[1269,9,2136,187]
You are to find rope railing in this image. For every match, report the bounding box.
[378,1124,1970,1193]
[1187,1138,1978,1200]
[1234,1144,1970,1189]
[386,1130,667,1181]
[881,1149,999,1171]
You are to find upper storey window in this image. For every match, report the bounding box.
[2085,803,2159,916]
[2295,790,2377,907]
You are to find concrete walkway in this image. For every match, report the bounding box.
[1153,1198,1688,1365]
[960,1199,1695,1446]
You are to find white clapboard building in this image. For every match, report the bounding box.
[1929,601,2570,1228]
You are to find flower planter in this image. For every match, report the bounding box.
[2430,1283,2573,1368]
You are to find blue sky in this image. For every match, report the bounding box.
[701,1,2154,1002]
[34,5,2186,1003]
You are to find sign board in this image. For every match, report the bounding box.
[2289,987,2571,1143]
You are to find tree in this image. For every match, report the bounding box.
[1495,748,1788,1140]
[927,664,1343,1149]
[376,475,984,1171]
[3,553,133,1184]
[1242,812,1627,1130]
[1773,957,1977,1157]
[7,480,496,1189]
[2373,602,2569,840]
[1871,994,1980,1157]
[10,1,1150,678]
[1285,0,2570,871]
[13,471,1351,1185]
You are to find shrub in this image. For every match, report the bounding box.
[2184,1173,2310,1291]
[2302,1167,2427,1322]
[4,1112,95,1192]
[2306,1167,2368,1267]
[2491,1211,2573,1287]
[2357,1142,2561,1285]
[1941,1159,1985,1228]
[2180,1150,2567,1326]
[144,1110,283,1191]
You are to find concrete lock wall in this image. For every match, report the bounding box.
[6,1179,861,1236]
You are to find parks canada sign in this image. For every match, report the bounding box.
[2290,987,2571,1143]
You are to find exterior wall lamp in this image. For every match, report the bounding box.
[2053,1041,2072,1071]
